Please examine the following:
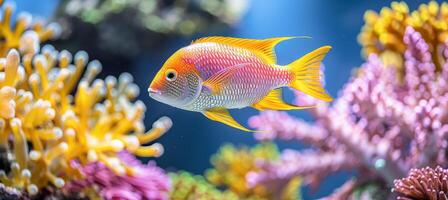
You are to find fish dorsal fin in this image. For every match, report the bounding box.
[203,108,255,132]
[203,63,248,95]
[252,89,316,111]
[192,36,297,64]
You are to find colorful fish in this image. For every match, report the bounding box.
[148,37,332,132]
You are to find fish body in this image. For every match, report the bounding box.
[148,37,332,132]
[182,42,291,111]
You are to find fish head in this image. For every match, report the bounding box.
[148,51,201,108]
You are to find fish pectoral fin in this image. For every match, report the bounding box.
[203,108,254,132]
[252,89,316,111]
[203,63,248,95]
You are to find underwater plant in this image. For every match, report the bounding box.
[247,3,448,199]
[205,143,301,200]
[0,1,172,199]
[392,166,448,200]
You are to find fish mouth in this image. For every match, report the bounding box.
[148,87,161,95]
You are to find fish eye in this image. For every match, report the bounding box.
[165,69,177,81]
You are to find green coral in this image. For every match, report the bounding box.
[205,143,301,200]
[169,171,238,200]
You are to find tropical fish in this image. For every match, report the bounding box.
[148,36,332,132]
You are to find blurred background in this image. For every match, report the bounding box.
[13,0,430,199]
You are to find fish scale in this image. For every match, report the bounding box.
[183,42,291,111]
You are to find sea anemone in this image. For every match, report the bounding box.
[393,166,448,200]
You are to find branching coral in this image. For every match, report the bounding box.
[393,166,448,200]
[206,143,301,200]
[247,25,448,199]
[358,1,448,71]
[170,171,238,200]
[0,2,172,198]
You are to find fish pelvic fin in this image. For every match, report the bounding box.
[203,108,256,132]
[192,36,297,64]
[252,89,316,111]
[288,46,333,102]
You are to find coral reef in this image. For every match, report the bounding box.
[170,171,238,200]
[248,10,448,200]
[393,166,448,200]
[0,1,172,199]
[60,0,248,32]
[206,143,301,200]
[7,0,448,199]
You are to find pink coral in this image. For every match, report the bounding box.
[65,151,170,200]
[247,26,448,198]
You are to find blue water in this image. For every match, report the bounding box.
[13,0,430,199]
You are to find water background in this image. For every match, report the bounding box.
[14,0,430,199]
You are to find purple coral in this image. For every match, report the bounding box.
[65,151,170,200]
[248,26,448,197]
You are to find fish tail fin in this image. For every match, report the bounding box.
[288,46,333,102]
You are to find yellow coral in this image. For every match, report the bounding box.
[0,1,60,57]
[358,1,448,70]
[205,143,301,200]
[0,2,171,195]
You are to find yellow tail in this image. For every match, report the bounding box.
[288,46,333,102]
